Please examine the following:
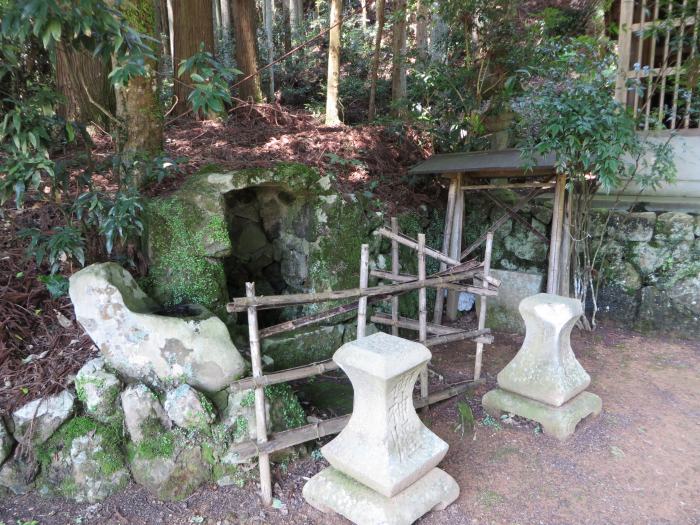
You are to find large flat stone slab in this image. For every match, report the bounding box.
[477,270,544,334]
[482,388,602,441]
[497,293,590,406]
[321,332,448,498]
[303,467,459,525]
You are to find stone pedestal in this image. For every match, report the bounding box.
[482,294,602,440]
[303,332,458,524]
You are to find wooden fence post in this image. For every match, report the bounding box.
[246,282,272,506]
[433,174,458,324]
[357,244,370,338]
[418,233,428,400]
[473,232,493,380]
[446,174,463,320]
[390,217,400,336]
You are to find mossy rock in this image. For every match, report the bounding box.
[37,417,130,503]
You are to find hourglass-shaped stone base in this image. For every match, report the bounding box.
[303,332,459,524]
[482,294,602,440]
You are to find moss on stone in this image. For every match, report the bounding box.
[265,384,306,430]
[128,430,174,461]
[144,196,228,310]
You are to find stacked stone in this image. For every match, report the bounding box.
[303,332,459,525]
[482,293,602,440]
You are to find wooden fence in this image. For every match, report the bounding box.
[225,219,498,504]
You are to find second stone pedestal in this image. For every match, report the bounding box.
[303,332,459,524]
[482,293,602,440]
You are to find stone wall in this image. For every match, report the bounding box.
[461,191,700,338]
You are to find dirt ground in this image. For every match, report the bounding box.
[1,323,698,525]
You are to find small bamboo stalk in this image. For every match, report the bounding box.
[417,233,428,400]
[374,227,461,266]
[228,269,482,312]
[229,359,340,392]
[390,217,400,336]
[473,233,493,380]
[426,328,492,347]
[433,175,458,324]
[246,282,272,506]
[370,313,464,335]
[357,244,370,338]
[224,381,478,462]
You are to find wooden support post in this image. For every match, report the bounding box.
[446,174,463,320]
[558,192,572,297]
[547,172,567,295]
[246,282,272,506]
[433,174,458,325]
[417,233,428,400]
[473,232,493,380]
[357,244,370,338]
[390,217,400,336]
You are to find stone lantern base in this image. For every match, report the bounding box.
[303,467,459,525]
[482,389,602,441]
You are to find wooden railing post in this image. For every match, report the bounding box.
[390,217,400,336]
[357,244,369,338]
[433,174,458,324]
[417,233,428,400]
[246,282,272,506]
[446,174,463,320]
[474,232,493,380]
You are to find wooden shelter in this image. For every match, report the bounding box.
[408,149,568,321]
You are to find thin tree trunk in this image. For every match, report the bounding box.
[289,0,302,41]
[114,0,163,182]
[429,5,447,63]
[367,0,386,121]
[415,0,428,58]
[325,0,342,125]
[282,0,293,52]
[263,0,275,100]
[220,0,233,67]
[360,0,368,29]
[391,0,407,113]
[55,43,113,126]
[173,0,215,114]
[232,0,263,102]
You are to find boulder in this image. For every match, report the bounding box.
[503,220,548,263]
[636,283,700,339]
[629,242,667,275]
[69,263,246,393]
[12,390,75,445]
[75,358,122,424]
[611,212,657,242]
[605,261,642,293]
[129,440,210,501]
[0,419,14,466]
[654,212,695,242]
[477,269,545,334]
[121,384,171,443]
[261,324,346,369]
[40,423,129,503]
[695,215,700,237]
[0,451,37,495]
[164,385,215,431]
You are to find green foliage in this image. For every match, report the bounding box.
[18,226,85,274]
[178,44,241,116]
[454,401,475,438]
[38,274,70,298]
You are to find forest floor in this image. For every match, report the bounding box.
[2,323,698,525]
[0,108,438,415]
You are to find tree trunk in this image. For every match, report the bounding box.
[55,43,113,126]
[263,0,275,100]
[429,5,447,63]
[288,0,302,41]
[325,0,342,125]
[391,0,407,113]
[415,0,428,58]
[220,0,232,66]
[173,0,215,114]
[232,0,264,102]
[114,0,163,178]
[360,0,367,29]
[367,0,386,120]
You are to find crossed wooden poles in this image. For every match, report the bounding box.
[225,219,499,505]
